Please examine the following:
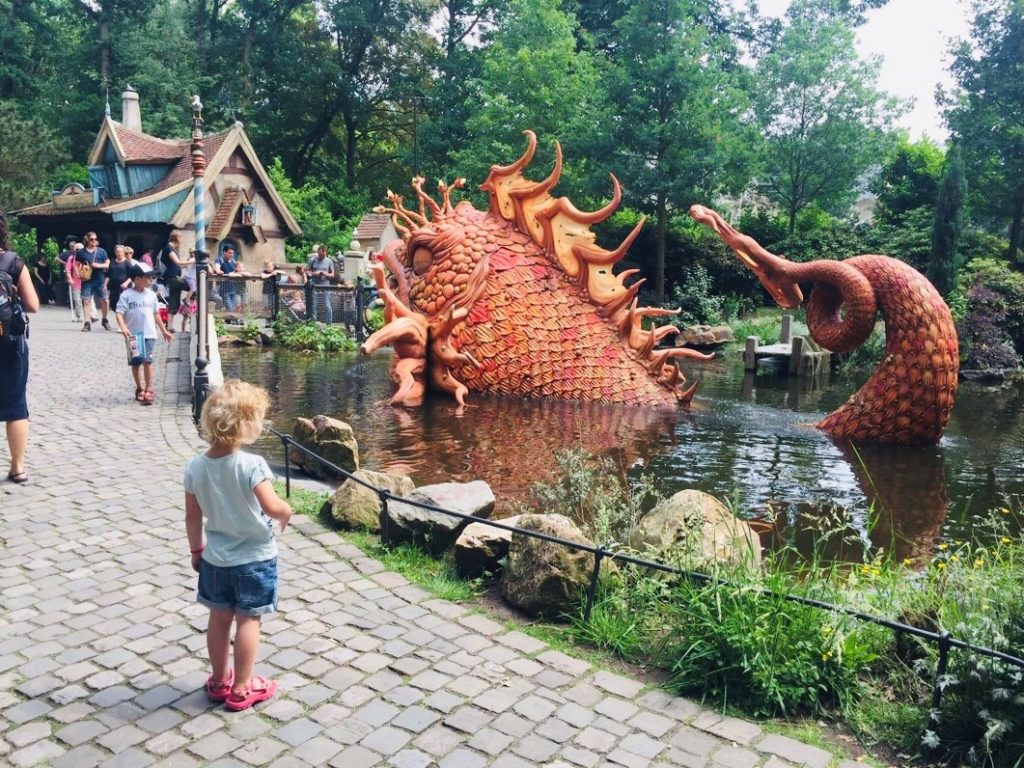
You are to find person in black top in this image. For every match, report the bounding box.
[0,212,40,484]
[161,231,193,317]
[30,254,54,305]
[107,244,132,315]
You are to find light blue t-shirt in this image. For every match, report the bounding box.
[183,451,277,567]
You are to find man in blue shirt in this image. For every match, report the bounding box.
[213,245,247,312]
[306,244,334,324]
[79,231,111,331]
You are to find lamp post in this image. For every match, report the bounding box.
[191,94,211,420]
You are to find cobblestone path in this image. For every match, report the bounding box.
[0,307,861,768]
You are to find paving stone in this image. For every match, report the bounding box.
[55,719,109,746]
[626,711,674,738]
[9,739,65,767]
[234,736,288,766]
[292,736,344,765]
[388,748,434,768]
[391,705,440,733]
[574,727,617,754]
[272,718,323,747]
[354,699,400,728]
[361,725,411,755]
[444,706,493,734]
[710,744,759,768]
[52,743,107,768]
[412,724,464,758]
[594,696,640,722]
[536,717,578,743]
[437,747,487,768]
[513,733,560,762]
[754,735,832,768]
[8,720,52,747]
[145,731,190,756]
[561,745,601,767]
[4,699,53,724]
[328,745,383,768]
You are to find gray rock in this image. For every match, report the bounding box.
[454,516,521,577]
[323,469,416,531]
[675,325,734,347]
[289,415,360,481]
[500,514,594,617]
[629,489,761,568]
[382,481,496,554]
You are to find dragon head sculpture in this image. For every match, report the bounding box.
[362,131,711,409]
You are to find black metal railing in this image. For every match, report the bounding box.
[204,275,375,341]
[268,425,1024,739]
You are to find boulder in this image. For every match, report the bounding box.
[675,324,734,347]
[629,489,761,568]
[323,469,416,531]
[454,515,521,578]
[289,415,359,481]
[500,514,595,617]
[381,480,495,555]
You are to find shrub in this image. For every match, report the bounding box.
[660,563,882,717]
[956,258,1024,358]
[271,319,357,353]
[528,448,659,549]
[671,263,724,326]
[955,285,1021,371]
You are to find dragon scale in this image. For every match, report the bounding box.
[362,132,710,408]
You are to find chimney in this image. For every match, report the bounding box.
[121,86,141,132]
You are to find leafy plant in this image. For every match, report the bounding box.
[671,263,724,326]
[241,321,262,342]
[528,448,659,549]
[271,319,357,353]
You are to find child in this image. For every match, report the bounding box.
[184,380,292,711]
[115,263,173,405]
[178,294,197,333]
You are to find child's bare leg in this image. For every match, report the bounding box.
[207,608,234,681]
[131,365,142,392]
[232,614,261,690]
[142,362,153,392]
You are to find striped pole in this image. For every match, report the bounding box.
[190,95,211,415]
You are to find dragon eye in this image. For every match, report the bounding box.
[412,245,433,276]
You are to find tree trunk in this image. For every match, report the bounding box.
[655,192,667,304]
[345,113,357,189]
[1009,186,1024,267]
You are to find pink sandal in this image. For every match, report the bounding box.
[205,669,234,702]
[224,676,277,711]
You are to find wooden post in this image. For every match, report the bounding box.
[789,335,804,375]
[780,314,793,344]
[744,336,758,371]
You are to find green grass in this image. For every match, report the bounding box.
[277,484,481,603]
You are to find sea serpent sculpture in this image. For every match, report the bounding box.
[690,204,959,446]
[361,131,712,408]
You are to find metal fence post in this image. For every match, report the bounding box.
[305,281,314,322]
[280,433,292,498]
[355,277,366,343]
[926,630,952,750]
[193,354,209,423]
[379,491,390,546]
[273,280,280,321]
[583,548,606,623]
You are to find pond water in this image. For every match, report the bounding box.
[221,346,1024,562]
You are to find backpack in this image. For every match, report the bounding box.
[75,257,93,281]
[0,251,27,344]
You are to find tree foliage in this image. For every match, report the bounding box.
[929,146,966,296]
[752,0,905,233]
[942,0,1024,264]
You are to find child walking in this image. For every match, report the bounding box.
[115,263,173,405]
[184,380,292,711]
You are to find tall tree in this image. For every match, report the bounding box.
[942,0,1024,264]
[0,100,66,210]
[929,146,966,296]
[602,0,754,302]
[870,135,944,227]
[449,0,606,197]
[752,0,904,233]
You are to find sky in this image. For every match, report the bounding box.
[755,0,971,142]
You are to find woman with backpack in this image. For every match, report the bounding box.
[0,212,40,484]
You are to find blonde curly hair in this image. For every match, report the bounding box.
[200,379,270,446]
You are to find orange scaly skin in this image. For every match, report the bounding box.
[361,132,711,409]
[690,205,959,446]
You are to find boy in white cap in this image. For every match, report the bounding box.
[115,262,173,405]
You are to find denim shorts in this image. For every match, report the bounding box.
[129,338,155,367]
[81,275,107,299]
[197,557,278,616]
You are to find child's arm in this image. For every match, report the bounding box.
[116,310,131,339]
[185,492,205,571]
[253,480,292,533]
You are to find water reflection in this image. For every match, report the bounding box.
[222,347,1024,556]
